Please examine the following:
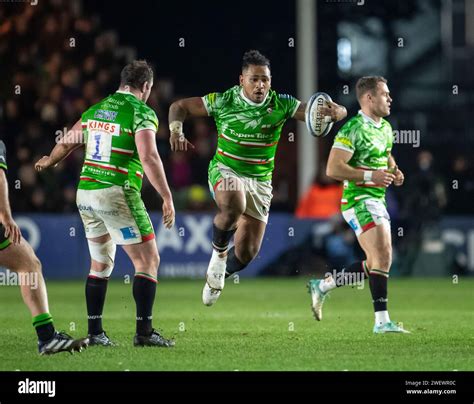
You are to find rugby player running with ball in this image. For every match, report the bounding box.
[169,50,347,306]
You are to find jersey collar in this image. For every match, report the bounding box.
[358,110,382,128]
[239,88,269,106]
[116,90,137,98]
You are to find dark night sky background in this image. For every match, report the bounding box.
[86,0,298,96]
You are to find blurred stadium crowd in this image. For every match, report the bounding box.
[0,0,472,222]
[0,0,300,214]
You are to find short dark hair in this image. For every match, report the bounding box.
[120,60,154,90]
[356,76,387,100]
[242,50,271,71]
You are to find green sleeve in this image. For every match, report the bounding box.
[279,94,301,119]
[332,120,358,153]
[134,105,159,134]
[0,141,7,171]
[201,92,225,117]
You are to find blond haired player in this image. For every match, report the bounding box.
[308,76,409,334]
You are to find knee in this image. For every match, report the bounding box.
[88,239,116,278]
[219,201,245,223]
[217,188,246,223]
[30,256,42,274]
[135,251,159,278]
[8,251,41,274]
[148,258,159,278]
[370,247,392,271]
[381,248,392,271]
[153,253,160,275]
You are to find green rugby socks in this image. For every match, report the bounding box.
[33,313,55,342]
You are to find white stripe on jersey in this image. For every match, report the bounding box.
[218,148,274,164]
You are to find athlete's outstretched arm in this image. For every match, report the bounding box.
[135,129,175,229]
[35,119,84,171]
[168,97,208,151]
[293,100,347,123]
[327,147,395,187]
[0,170,21,244]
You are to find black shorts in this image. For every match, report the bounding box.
[0,224,11,250]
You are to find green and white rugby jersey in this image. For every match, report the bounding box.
[79,91,158,191]
[332,111,393,210]
[202,85,300,181]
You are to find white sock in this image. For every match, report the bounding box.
[374,311,390,326]
[212,249,227,260]
[319,276,337,293]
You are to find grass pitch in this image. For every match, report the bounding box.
[0,277,473,371]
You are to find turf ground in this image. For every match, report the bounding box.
[0,277,473,371]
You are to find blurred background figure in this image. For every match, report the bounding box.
[295,168,342,220]
[446,154,474,215]
[397,150,448,275]
[402,151,447,228]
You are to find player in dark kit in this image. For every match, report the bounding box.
[0,141,89,354]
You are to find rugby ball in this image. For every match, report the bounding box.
[305,92,334,137]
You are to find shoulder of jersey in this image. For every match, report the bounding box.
[129,97,156,117]
[381,118,392,129]
[216,86,238,105]
[141,102,157,116]
[341,114,364,131]
[277,92,293,100]
[227,85,240,97]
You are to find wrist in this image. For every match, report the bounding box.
[338,106,347,120]
[162,193,173,202]
[169,121,183,135]
[0,211,12,222]
[363,170,373,182]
